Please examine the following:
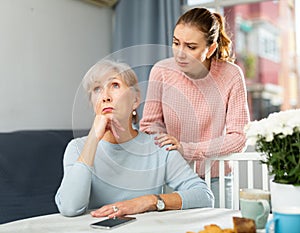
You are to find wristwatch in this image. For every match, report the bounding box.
[154,194,165,211]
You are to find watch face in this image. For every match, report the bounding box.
[157,200,165,210]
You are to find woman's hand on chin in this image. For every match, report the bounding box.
[93,115,125,140]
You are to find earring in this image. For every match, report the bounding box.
[132,110,137,116]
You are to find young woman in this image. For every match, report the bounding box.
[140,8,250,208]
[55,60,214,218]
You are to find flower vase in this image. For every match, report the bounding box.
[270,180,300,211]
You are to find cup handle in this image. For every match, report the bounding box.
[256,199,270,228]
[265,216,278,233]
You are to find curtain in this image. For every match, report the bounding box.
[110,0,181,79]
[113,0,181,51]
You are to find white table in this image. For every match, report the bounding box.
[0,208,241,233]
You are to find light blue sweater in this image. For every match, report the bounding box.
[55,132,214,216]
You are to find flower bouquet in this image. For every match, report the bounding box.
[244,109,300,185]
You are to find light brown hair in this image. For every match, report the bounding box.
[176,8,234,62]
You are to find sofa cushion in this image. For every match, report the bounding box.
[0,130,75,224]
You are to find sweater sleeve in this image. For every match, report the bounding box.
[165,150,215,209]
[55,139,92,217]
[181,70,250,160]
[140,65,167,134]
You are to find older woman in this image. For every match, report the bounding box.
[55,60,214,218]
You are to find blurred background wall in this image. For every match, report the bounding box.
[0,0,113,131]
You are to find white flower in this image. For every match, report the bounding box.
[245,109,300,145]
[247,109,300,185]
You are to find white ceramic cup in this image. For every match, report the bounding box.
[240,189,271,229]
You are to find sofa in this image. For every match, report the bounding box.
[0,130,87,224]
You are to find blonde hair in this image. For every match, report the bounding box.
[82,60,140,123]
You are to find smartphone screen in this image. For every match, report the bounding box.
[90,217,136,230]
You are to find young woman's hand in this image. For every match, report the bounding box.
[90,195,156,218]
[155,133,184,155]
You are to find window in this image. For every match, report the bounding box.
[258,28,280,62]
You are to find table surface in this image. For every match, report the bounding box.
[0,208,245,233]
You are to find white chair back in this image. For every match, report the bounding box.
[204,152,269,210]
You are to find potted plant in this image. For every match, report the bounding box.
[244,109,300,211]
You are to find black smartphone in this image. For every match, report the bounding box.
[90,217,136,230]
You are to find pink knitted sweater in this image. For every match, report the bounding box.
[140,58,250,177]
